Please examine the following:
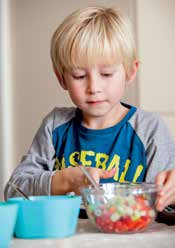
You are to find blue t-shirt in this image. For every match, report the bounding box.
[52,103,146,183]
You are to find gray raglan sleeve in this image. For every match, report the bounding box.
[144,115,175,221]
[130,109,175,183]
[145,115,175,183]
[4,111,57,200]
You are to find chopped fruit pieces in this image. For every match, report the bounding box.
[85,194,155,233]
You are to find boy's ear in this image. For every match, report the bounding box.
[54,69,67,90]
[127,60,139,84]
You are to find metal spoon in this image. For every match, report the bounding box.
[7,181,30,200]
[79,166,101,191]
[79,166,108,203]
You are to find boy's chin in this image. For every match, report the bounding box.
[82,109,109,118]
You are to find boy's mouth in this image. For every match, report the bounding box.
[86,100,106,105]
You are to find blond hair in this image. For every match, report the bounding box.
[51,6,137,81]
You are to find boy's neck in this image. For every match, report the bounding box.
[81,103,129,130]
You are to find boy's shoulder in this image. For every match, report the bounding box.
[42,107,76,130]
[129,107,162,127]
[129,106,170,145]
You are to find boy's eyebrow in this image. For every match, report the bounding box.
[100,64,118,70]
[71,67,85,71]
[72,65,118,70]
[69,64,120,74]
[70,68,87,74]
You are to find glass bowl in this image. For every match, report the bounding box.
[81,182,161,233]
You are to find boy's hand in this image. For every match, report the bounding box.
[51,166,116,195]
[155,169,175,211]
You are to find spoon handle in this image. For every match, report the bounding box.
[79,166,108,204]
[7,181,30,200]
[79,166,100,191]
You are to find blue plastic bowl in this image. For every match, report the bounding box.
[8,195,81,239]
[0,202,18,248]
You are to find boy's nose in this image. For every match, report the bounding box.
[87,77,101,94]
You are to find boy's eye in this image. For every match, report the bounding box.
[101,73,113,77]
[72,75,86,80]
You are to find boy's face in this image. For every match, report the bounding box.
[63,63,129,120]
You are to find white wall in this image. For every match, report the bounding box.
[0,0,13,200]
[0,0,4,200]
[136,0,175,137]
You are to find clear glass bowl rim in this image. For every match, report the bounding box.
[81,182,162,196]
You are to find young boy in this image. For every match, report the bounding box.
[4,6,175,215]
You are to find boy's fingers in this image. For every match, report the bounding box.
[82,167,116,186]
[87,167,116,183]
[157,170,175,196]
[157,188,175,205]
[155,171,168,196]
[155,170,175,211]
[155,171,167,187]
[156,191,175,211]
[100,168,116,179]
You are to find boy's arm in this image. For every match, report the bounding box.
[145,116,175,183]
[4,110,57,200]
[144,115,175,222]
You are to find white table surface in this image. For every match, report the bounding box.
[10,219,175,248]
